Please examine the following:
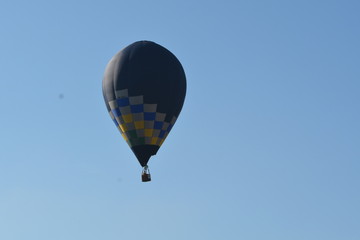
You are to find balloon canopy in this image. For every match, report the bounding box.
[102,41,186,168]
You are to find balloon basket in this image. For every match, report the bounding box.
[141,166,151,182]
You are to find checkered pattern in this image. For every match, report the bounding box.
[108,89,177,147]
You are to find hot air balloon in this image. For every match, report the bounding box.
[102,41,186,182]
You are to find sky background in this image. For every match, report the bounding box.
[0,0,359,239]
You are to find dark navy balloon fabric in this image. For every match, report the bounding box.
[102,41,186,166]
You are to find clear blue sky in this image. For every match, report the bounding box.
[0,0,359,239]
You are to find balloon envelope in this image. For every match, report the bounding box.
[102,41,186,166]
